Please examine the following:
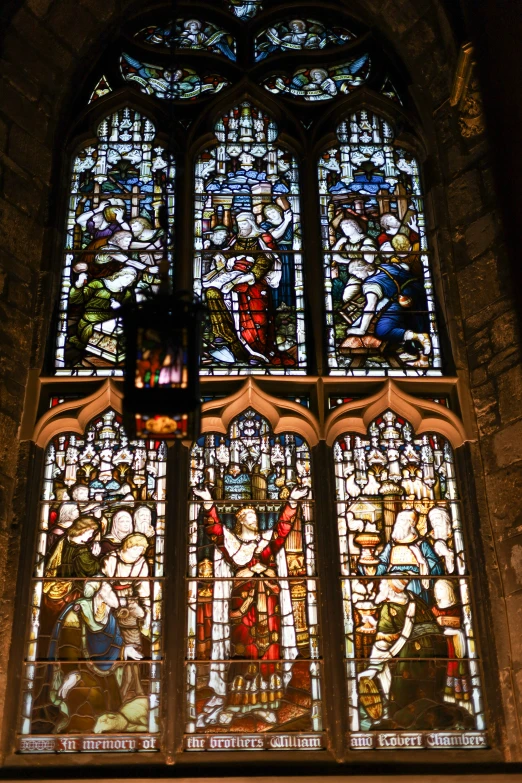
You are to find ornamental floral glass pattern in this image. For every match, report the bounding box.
[255,18,355,61]
[262,55,370,102]
[19,412,167,754]
[194,102,307,376]
[333,412,486,750]
[185,410,323,751]
[54,109,174,377]
[121,53,230,100]
[320,111,442,376]
[135,19,236,60]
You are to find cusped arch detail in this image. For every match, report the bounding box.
[32,380,124,448]
[324,379,468,447]
[200,378,320,446]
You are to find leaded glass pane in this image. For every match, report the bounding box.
[18,411,167,753]
[120,53,230,100]
[227,0,262,20]
[88,75,111,104]
[135,20,236,60]
[262,55,370,102]
[320,111,442,376]
[185,410,323,750]
[255,19,355,61]
[333,411,487,749]
[54,109,175,377]
[194,102,307,376]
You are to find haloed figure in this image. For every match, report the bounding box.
[192,484,309,726]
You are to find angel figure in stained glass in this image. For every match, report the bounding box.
[192,484,309,726]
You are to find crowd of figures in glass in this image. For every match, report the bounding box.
[135,19,236,60]
[194,103,307,376]
[121,54,230,100]
[263,55,369,102]
[254,18,354,61]
[333,412,486,749]
[227,0,262,20]
[320,111,442,376]
[54,109,174,377]
[19,412,166,752]
[185,410,322,749]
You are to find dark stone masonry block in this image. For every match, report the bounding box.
[494,419,522,470]
[448,169,482,224]
[458,252,503,318]
[0,80,49,141]
[11,8,74,73]
[47,0,99,50]
[498,364,522,425]
[8,126,52,182]
[465,212,499,260]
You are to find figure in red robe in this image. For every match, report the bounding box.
[205,211,295,366]
[192,485,309,726]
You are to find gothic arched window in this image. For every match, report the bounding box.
[14,0,491,766]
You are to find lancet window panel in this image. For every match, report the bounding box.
[194,102,307,377]
[185,409,323,751]
[333,411,486,751]
[54,108,175,377]
[320,111,442,377]
[18,411,167,754]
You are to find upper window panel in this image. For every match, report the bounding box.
[263,55,370,102]
[194,102,307,376]
[121,54,230,100]
[320,111,442,376]
[54,109,174,377]
[135,19,237,61]
[255,18,355,62]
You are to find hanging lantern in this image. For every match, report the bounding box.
[123,294,202,441]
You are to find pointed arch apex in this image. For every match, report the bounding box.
[200,378,320,446]
[325,379,468,448]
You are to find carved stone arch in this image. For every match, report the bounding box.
[32,380,124,448]
[324,379,468,447]
[200,378,320,446]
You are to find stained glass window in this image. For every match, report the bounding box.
[88,75,112,104]
[135,20,236,61]
[185,409,322,750]
[262,55,370,102]
[333,411,486,750]
[54,108,175,377]
[227,0,262,20]
[120,54,229,100]
[320,111,442,376]
[255,19,355,61]
[19,411,167,753]
[194,102,307,376]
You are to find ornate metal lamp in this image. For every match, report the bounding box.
[123,0,202,441]
[123,292,202,441]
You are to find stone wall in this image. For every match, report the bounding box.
[0,0,521,765]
